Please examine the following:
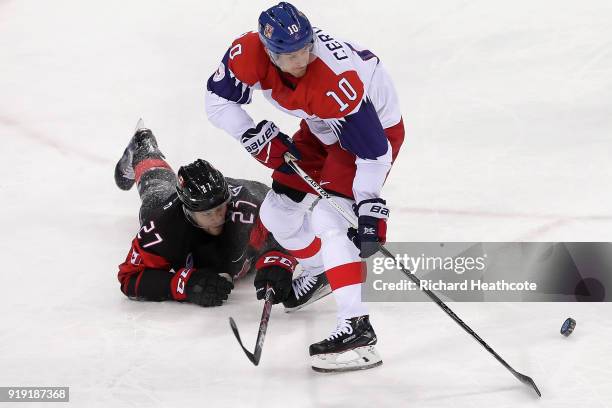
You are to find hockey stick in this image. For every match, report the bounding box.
[228,285,274,366]
[283,153,542,397]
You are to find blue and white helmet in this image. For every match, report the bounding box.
[258,2,313,54]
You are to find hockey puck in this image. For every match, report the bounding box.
[561,317,576,337]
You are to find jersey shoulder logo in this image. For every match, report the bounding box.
[229,184,243,197]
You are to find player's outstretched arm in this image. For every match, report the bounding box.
[118,237,173,300]
[118,239,233,306]
[118,263,233,307]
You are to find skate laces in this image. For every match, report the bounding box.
[326,318,353,340]
[292,274,317,300]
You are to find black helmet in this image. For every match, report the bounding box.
[176,159,230,211]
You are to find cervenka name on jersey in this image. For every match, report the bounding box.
[205,27,402,164]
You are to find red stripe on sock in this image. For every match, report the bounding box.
[289,237,321,259]
[134,158,172,183]
[325,262,366,291]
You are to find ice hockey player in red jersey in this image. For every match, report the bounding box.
[114,120,308,308]
[205,3,405,371]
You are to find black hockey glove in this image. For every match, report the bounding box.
[347,198,389,258]
[254,251,298,304]
[240,120,301,174]
[171,267,234,307]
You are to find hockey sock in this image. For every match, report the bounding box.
[326,262,368,319]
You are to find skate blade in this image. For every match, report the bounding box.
[284,285,332,313]
[135,118,146,132]
[311,345,383,373]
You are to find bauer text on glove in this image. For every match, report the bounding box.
[240,120,301,173]
[347,198,389,258]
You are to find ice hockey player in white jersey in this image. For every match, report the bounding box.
[205,2,405,372]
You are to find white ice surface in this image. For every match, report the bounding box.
[1,0,612,407]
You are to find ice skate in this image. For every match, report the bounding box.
[283,272,331,312]
[114,119,162,190]
[309,315,382,372]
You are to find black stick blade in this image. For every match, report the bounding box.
[513,371,542,397]
[228,317,257,365]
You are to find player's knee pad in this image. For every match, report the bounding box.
[312,198,360,268]
[259,190,317,239]
[311,197,354,238]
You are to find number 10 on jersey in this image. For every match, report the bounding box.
[326,77,358,112]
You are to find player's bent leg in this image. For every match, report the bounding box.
[259,188,318,252]
[259,186,331,311]
[138,167,176,222]
[279,205,331,312]
[112,120,176,222]
[132,140,175,223]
